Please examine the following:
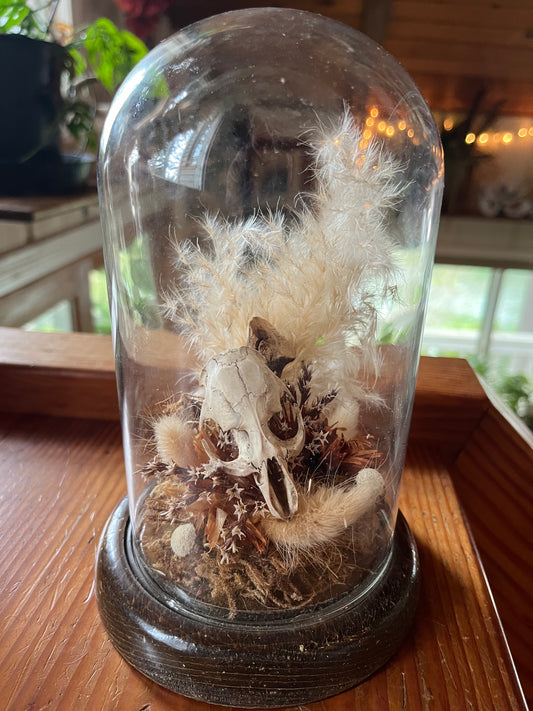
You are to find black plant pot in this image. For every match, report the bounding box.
[0,34,92,194]
[0,34,66,162]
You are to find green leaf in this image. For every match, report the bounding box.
[62,98,94,140]
[0,0,53,39]
[0,0,29,33]
[81,18,147,94]
[67,46,87,77]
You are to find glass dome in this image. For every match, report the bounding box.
[99,7,443,621]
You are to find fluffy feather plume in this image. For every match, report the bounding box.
[260,468,385,561]
[164,111,403,408]
[153,411,200,468]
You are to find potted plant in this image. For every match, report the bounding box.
[0,0,147,194]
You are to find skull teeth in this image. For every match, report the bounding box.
[198,346,305,520]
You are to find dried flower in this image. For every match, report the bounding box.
[165,110,404,418]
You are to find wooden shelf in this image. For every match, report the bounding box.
[436,215,533,270]
[0,328,530,710]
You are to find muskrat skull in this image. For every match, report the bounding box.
[199,346,304,519]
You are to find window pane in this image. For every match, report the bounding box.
[422,264,493,357]
[493,269,532,333]
[23,300,73,333]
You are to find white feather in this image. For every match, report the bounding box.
[165,109,404,407]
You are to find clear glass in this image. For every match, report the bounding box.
[99,8,443,616]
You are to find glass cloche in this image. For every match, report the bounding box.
[96,8,443,706]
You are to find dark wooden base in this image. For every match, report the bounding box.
[96,497,420,707]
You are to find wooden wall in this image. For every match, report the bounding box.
[384,0,533,116]
[164,0,533,116]
[74,0,533,115]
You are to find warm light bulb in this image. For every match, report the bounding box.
[398,120,407,131]
[377,120,386,132]
[363,128,372,140]
[443,117,454,131]
[465,133,476,144]
[518,128,527,138]
[386,126,395,137]
[366,117,374,127]
[502,132,513,144]
[370,107,379,118]
[529,127,533,136]
[407,128,414,138]
[478,133,489,144]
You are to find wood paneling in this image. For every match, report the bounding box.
[89,0,533,114]
[384,0,533,114]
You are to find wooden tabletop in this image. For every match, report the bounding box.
[0,328,530,711]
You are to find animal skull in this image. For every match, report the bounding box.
[199,346,304,519]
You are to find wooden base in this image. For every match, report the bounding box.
[96,497,420,707]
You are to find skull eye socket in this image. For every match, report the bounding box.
[201,418,240,462]
[268,392,299,441]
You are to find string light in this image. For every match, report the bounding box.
[359,107,533,153]
[358,99,430,146]
[439,114,533,147]
[356,104,420,150]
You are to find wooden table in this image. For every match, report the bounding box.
[0,192,103,330]
[0,328,531,710]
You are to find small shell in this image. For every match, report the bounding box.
[170,523,197,557]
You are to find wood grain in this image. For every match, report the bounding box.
[0,328,490,450]
[384,0,533,113]
[160,0,533,114]
[0,330,530,706]
[410,356,489,460]
[451,400,533,704]
[0,327,117,420]
[0,410,527,710]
